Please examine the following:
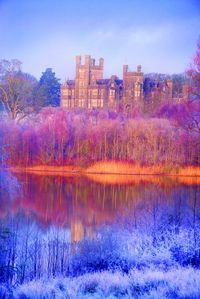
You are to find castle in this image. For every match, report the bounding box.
[61,55,174,111]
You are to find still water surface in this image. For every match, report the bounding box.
[1,173,200,299]
[1,173,199,242]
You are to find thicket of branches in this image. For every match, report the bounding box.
[0,105,199,167]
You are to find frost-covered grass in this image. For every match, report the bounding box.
[9,267,200,299]
[69,227,200,276]
[1,204,200,298]
[1,225,200,298]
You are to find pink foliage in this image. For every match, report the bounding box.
[0,105,199,167]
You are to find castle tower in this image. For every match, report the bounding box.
[123,64,144,111]
[75,55,104,108]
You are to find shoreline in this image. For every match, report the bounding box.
[9,162,200,177]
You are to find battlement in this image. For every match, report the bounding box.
[76,55,104,68]
[61,55,176,111]
[123,64,143,76]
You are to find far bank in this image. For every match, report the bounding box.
[10,161,200,177]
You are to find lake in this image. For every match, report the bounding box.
[1,173,200,241]
[0,171,200,296]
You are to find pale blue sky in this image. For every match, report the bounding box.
[0,0,200,81]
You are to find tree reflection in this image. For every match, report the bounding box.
[0,173,200,286]
[0,173,199,243]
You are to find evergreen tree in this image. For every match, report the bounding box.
[36,68,61,107]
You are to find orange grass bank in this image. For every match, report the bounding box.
[86,161,200,177]
[10,161,200,177]
[10,165,83,176]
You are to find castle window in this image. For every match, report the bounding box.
[79,90,85,97]
[91,99,98,107]
[62,100,67,108]
[79,81,85,87]
[109,89,115,96]
[92,90,98,96]
[64,100,69,108]
[62,90,68,96]
[135,91,140,97]
[78,99,85,107]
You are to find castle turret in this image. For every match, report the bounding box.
[76,55,81,65]
[99,57,104,67]
[123,65,128,74]
[137,65,142,73]
[123,64,144,110]
[85,55,91,65]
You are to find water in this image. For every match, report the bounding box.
[0,171,200,297]
[1,173,200,240]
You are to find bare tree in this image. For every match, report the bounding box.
[0,59,37,121]
[184,37,200,135]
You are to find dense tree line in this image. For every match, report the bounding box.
[0,106,199,167]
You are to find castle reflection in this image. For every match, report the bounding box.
[0,173,199,243]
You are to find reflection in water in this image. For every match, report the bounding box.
[0,173,199,243]
[0,172,200,285]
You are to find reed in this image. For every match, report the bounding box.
[86,161,200,176]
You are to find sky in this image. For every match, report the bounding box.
[0,0,200,82]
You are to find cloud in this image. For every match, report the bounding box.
[95,30,114,41]
[2,0,199,81]
[128,26,170,45]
